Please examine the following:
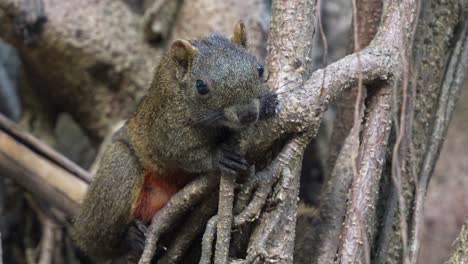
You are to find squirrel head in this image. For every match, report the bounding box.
[169,22,269,131]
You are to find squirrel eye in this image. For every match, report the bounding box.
[257,64,264,78]
[196,79,210,95]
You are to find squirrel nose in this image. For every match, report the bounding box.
[239,111,258,125]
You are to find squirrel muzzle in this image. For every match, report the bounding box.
[222,99,260,129]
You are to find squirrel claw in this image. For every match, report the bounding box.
[217,145,249,175]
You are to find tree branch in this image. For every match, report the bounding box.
[0,114,91,183]
[337,86,393,263]
[0,114,88,216]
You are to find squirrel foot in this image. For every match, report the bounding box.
[126,220,148,254]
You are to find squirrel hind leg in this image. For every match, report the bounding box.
[125,220,147,262]
[125,220,167,263]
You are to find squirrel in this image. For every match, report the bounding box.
[72,22,279,262]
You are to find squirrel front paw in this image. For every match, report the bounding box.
[216,144,249,175]
[260,92,280,119]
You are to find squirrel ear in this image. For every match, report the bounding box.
[170,40,198,72]
[231,21,247,47]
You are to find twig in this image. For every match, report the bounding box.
[351,0,364,139]
[139,174,218,264]
[159,194,218,264]
[244,195,284,264]
[233,168,279,227]
[214,174,236,264]
[316,0,328,90]
[230,168,277,258]
[25,194,58,264]
[233,166,257,215]
[199,216,218,264]
[38,218,57,264]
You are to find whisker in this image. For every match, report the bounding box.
[190,111,223,128]
[174,111,224,142]
[200,112,224,126]
[276,80,295,89]
[170,113,213,140]
[162,110,224,149]
[201,114,225,129]
[263,81,307,96]
[261,85,300,98]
